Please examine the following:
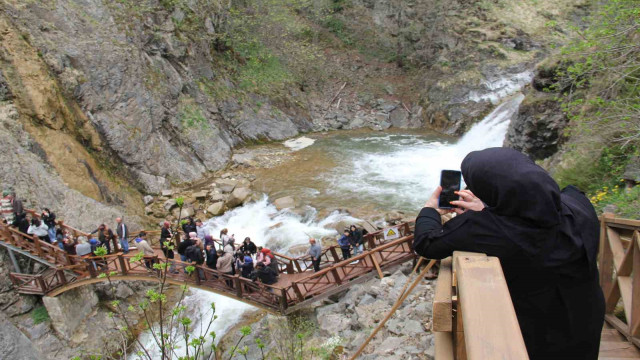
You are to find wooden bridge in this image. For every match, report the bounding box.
[432,214,640,360]
[0,210,415,314]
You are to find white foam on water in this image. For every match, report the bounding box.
[283,136,316,151]
[468,71,533,104]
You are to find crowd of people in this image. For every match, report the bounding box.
[1,189,368,288]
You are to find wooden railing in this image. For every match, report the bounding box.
[599,214,640,348]
[433,252,529,360]
[0,215,416,314]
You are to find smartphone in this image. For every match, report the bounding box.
[438,170,462,209]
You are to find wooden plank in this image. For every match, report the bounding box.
[434,331,454,360]
[601,215,616,305]
[433,257,453,332]
[455,256,529,360]
[608,228,626,272]
[605,314,640,349]
[633,231,640,338]
[370,254,384,279]
[455,298,467,360]
[619,276,633,325]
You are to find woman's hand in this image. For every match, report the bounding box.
[423,186,451,215]
[449,189,485,215]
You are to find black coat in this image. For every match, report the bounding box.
[160,227,174,259]
[185,245,204,265]
[205,248,218,269]
[41,212,56,228]
[413,148,604,360]
[251,266,277,285]
[177,238,194,256]
[239,241,257,255]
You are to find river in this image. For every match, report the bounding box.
[131,92,525,359]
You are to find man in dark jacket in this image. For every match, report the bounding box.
[185,239,205,280]
[182,217,197,236]
[251,262,277,285]
[239,237,257,256]
[349,224,364,256]
[337,229,351,260]
[115,217,129,254]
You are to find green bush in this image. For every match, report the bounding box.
[31,305,50,324]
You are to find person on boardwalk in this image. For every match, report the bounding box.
[160,221,178,274]
[413,148,604,360]
[41,208,56,244]
[349,224,364,256]
[115,217,129,254]
[217,249,234,287]
[185,238,205,279]
[1,190,15,224]
[239,237,257,256]
[27,217,48,242]
[259,248,278,275]
[220,228,231,249]
[205,243,218,269]
[238,255,254,278]
[251,262,277,285]
[182,217,196,237]
[195,219,206,240]
[11,191,23,218]
[135,232,156,270]
[75,237,92,257]
[307,238,322,272]
[337,229,351,260]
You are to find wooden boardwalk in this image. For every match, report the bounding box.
[0,211,415,314]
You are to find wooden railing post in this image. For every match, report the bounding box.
[33,236,43,257]
[329,247,340,262]
[631,230,640,338]
[36,274,46,293]
[280,288,288,313]
[118,254,128,275]
[234,275,243,298]
[56,269,67,286]
[331,268,342,285]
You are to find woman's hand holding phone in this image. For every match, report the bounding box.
[424,186,452,215]
[449,190,485,215]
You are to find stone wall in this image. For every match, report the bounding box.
[42,286,99,338]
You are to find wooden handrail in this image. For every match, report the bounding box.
[433,252,529,360]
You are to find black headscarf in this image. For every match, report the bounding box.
[461,148,599,271]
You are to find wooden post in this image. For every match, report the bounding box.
[56,269,67,286]
[118,254,128,275]
[279,288,288,313]
[329,247,340,263]
[7,249,21,273]
[369,254,384,279]
[433,257,453,332]
[33,236,43,257]
[293,259,303,273]
[292,282,305,301]
[331,268,342,285]
[367,235,376,250]
[87,259,97,278]
[36,274,46,294]
[454,297,467,360]
[631,230,640,337]
[599,213,615,310]
[235,276,243,298]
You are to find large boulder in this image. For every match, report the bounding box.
[226,187,252,208]
[207,202,225,216]
[623,156,640,183]
[163,199,177,211]
[43,286,98,337]
[273,196,296,210]
[0,313,43,360]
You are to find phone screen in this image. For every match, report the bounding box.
[438,170,462,209]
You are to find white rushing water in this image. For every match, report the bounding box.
[327,93,525,210]
[132,91,526,359]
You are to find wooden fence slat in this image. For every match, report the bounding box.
[632,231,640,337]
[455,256,529,360]
[618,276,633,325]
[433,257,453,332]
[608,228,626,271]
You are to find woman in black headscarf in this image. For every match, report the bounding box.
[413,148,604,360]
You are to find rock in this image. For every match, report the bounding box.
[623,156,640,183]
[232,153,258,167]
[179,206,195,218]
[115,283,134,299]
[210,193,227,203]
[162,189,174,197]
[0,313,44,360]
[273,196,296,210]
[144,206,153,215]
[143,195,154,205]
[504,91,567,160]
[163,199,177,211]
[318,313,353,334]
[226,187,252,208]
[343,284,365,306]
[369,120,391,131]
[219,184,236,194]
[207,202,225,216]
[386,318,424,336]
[43,286,98,337]
[384,211,405,223]
[359,293,376,306]
[193,190,209,199]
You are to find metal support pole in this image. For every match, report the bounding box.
[7,248,21,273]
